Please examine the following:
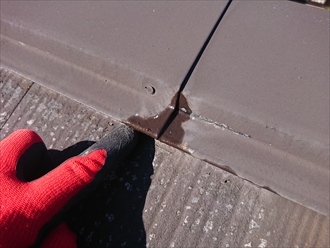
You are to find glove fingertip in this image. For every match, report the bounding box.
[31,150,107,211]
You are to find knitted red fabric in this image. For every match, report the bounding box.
[0,130,106,248]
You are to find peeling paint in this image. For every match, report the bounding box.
[183,216,189,225]
[27,119,35,125]
[244,242,252,247]
[190,113,251,138]
[203,220,213,233]
[249,220,260,230]
[258,238,267,248]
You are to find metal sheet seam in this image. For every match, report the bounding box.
[190,112,252,139]
[173,106,329,176]
[156,0,233,141]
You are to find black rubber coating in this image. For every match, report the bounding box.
[33,125,139,247]
[83,124,139,162]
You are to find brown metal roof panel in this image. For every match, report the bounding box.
[181,119,329,215]
[0,1,229,120]
[180,1,329,215]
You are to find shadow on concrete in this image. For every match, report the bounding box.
[61,134,155,248]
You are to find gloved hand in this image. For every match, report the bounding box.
[0,125,138,248]
[40,223,78,248]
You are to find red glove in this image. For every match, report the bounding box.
[41,223,77,248]
[0,126,138,247]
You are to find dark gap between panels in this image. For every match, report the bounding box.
[156,0,233,140]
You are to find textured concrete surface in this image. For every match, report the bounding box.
[1,68,329,247]
[0,69,32,129]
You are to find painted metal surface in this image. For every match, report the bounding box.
[180,1,330,215]
[1,1,329,215]
[0,0,228,120]
[1,69,329,247]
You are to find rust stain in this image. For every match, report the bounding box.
[126,93,191,147]
[159,93,191,147]
[126,107,171,140]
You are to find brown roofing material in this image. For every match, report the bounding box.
[180,1,330,215]
[1,1,329,215]
[0,1,228,120]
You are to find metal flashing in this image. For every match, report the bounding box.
[180,1,330,215]
[0,1,229,120]
[1,1,329,215]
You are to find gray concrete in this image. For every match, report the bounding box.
[0,69,32,128]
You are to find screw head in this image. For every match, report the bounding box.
[145,85,156,95]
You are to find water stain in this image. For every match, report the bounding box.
[126,93,191,147]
